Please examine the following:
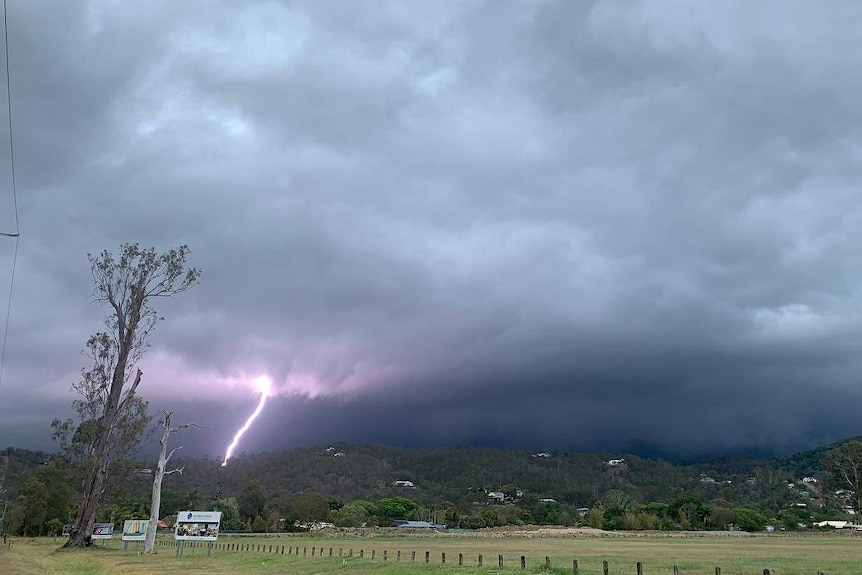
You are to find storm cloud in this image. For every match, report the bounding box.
[2,0,862,459]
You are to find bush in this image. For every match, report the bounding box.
[251,515,268,533]
[732,507,768,532]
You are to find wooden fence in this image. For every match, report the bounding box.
[154,540,828,574]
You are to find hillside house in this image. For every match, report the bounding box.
[487,491,505,504]
[606,458,626,466]
[394,480,415,488]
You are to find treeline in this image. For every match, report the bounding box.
[1,440,857,536]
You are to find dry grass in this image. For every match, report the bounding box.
[2,531,861,575]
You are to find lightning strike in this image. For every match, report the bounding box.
[222,375,272,467]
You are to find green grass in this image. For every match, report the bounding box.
[2,532,861,574]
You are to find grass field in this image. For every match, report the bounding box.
[1,531,860,575]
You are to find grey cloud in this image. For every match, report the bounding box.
[2,1,862,459]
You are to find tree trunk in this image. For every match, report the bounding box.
[63,326,136,548]
[63,441,111,548]
[144,413,172,554]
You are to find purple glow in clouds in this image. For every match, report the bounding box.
[222,375,272,467]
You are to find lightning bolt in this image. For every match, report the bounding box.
[222,376,271,467]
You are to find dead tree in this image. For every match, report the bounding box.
[144,410,204,555]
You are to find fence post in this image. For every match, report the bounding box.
[479,554,483,566]
[442,552,446,564]
[384,550,387,561]
[715,567,721,575]
[329,548,333,556]
[521,555,526,569]
[426,551,430,563]
[763,570,770,575]
[349,548,353,557]
[303,546,307,556]
[320,547,323,557]
[397,550,401,562]
[546,556,551,569]
[312,547,316,557]
[339,548,343,556]
[499,554,504,567]
[412,550,416,561]
[637,561,643,575]
[371,550,375,560]
[459,553,464,566]
[269,545,272,553]
[360,549,364,558]
[603,560,609,575]
[573,559,579,575]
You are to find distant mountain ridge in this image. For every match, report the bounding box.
[1,438,853,512]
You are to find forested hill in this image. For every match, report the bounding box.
[0,440,844,514]
[112,443,823,511]
[773,435,862,479]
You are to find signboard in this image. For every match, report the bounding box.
[92,523,114,539]
[174,511,221,541]
[122,519,149,541]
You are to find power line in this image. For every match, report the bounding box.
[2,0,15,236]
[0,0,17,391]
[0,239,16,389]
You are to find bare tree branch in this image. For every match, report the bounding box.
[169,423,209,433]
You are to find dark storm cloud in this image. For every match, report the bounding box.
[2,0,862,458]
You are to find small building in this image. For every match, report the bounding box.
[394,480,415,488]
[487,491,505,503]
[397,521,445,530]
[802,476,818,484]
[533,452,551,458]
[816,520,850,529]
[539,498,557,504]
[606,458,625,466]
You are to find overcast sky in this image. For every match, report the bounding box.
[2,0,862,460]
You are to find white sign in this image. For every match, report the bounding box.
[174,511,222,541]
[92,523,114,539]
[122,519,149,541]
